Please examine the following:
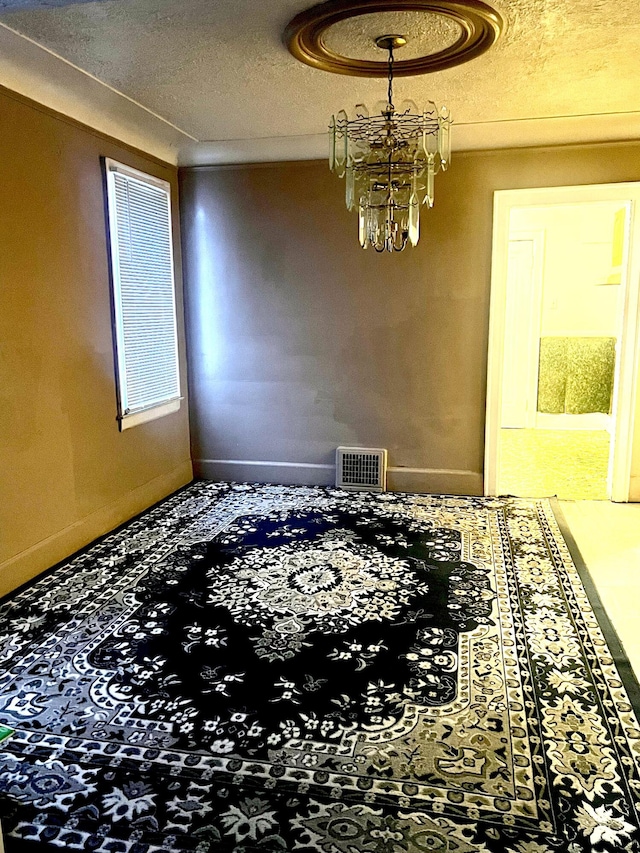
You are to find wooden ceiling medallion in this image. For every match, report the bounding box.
[284,0,503,77]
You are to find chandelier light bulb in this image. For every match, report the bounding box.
[329,35,452,253]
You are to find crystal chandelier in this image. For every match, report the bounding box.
[329,35,451,252]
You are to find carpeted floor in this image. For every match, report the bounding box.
[498,428,610,500]
[0,482,639,852]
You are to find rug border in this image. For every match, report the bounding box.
[549,497,640,716]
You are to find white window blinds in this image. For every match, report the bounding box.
[105,159,181,429]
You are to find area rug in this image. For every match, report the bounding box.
[0,482,639,852]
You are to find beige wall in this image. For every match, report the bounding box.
[180,141,640,499]
[0,86,192,596]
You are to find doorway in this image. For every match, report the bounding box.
[485,183,640,501]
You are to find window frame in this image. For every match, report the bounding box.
[104,157,182,430]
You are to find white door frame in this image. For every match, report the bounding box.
[502,230,545,429]
[485,182,640,501]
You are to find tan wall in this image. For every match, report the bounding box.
[180,141,640,499]
[0,87,192,596]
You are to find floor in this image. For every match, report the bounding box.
[560,499,640,679]
[499,428,610,500]
[496,428,640,679]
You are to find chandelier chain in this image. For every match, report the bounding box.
[387,47,394,108]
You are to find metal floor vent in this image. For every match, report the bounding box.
[336,447,388,492]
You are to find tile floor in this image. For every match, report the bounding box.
[560,500,640,679]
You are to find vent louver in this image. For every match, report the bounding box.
[336,447,388,492]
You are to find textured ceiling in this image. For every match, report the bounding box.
[0,0,639,164]
[322,11,464,61]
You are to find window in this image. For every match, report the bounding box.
[104,158,181,430]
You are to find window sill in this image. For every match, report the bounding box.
[119,398,181,431]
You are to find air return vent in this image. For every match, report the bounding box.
[336,447,387,492]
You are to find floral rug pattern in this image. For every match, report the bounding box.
[0,482,639,852]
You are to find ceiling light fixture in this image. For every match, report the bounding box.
[285,0,503,252]
[330,34,450,252]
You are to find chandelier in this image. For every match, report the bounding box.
[330,35,451,252]
[285,0,503,254]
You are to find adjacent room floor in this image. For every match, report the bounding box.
[561,499,640,680]
[499,428,610,500]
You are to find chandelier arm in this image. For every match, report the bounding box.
[394,232,408,251]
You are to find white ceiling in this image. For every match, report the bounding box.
[0,0,639,165]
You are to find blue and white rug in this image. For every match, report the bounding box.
[0,481,639,852]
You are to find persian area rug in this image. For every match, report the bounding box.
[1,483,640,853]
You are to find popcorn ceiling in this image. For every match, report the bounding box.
[322,11,463,61]
[0,0,638,143]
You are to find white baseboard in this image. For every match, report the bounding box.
[194,459,483,497]
[387,467,483,496]
[0,460,193,598]
[194,459,335,486]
